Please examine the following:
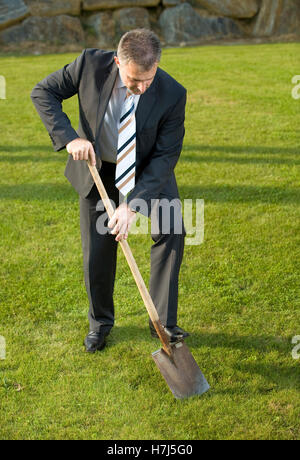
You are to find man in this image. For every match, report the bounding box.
[31,29,189,352]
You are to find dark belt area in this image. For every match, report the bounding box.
[100,161,116,177]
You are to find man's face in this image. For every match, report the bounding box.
[114,56,158,96]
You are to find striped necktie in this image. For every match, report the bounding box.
[115,91,136,196]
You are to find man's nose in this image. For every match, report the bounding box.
[137,82,147,93]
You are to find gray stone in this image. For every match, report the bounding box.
[23,0,81,17]
[0,0,29,31]
[82,0,160,11]
[159,3,241,44]
[276,0,300,36]
[251,0,300,37]
[84,12,116,48]
[114,7,150,40]
[162,0,182,6]
[0,15,85,45]
[190,0,259,18]
[250,0,280,37]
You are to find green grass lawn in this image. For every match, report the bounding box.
[0,43,299,440]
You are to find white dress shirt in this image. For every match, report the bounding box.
[100,71,140,164]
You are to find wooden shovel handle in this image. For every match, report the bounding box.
[87,162,172,357]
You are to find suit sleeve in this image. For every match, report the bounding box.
[127,89,186,209]
[31,50,86,151]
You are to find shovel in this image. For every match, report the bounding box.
[87,161,209,399]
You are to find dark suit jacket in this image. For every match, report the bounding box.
[31,49,186,212]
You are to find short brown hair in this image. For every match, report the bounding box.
[117,29,161,70]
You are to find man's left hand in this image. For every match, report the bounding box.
[108,203,136,242]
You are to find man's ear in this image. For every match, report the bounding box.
[114,56,120,67]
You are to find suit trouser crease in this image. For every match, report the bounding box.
[149,231,185,327]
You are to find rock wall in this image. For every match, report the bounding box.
[0,0,299,52]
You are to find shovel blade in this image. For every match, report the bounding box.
[152,341,209,399]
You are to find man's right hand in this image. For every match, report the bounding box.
[66,138,96,166]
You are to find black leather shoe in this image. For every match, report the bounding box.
[84,331,109,353]
[149,324,190,342]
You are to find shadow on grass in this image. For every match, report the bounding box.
[1,144,299,166]
[109,326,299,392]
[0,146,52,152]
[0,182,298,204]
[182,145,300,166]
[0,145,65,163]
[111,326,292,355]
[179,184,299,204]
[1,144,299,205]
[188,331,291,354]
[0,183,77,201]
[189,332,300,393]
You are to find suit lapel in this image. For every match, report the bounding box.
[136,78,158,133]
[95,61,118,142]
